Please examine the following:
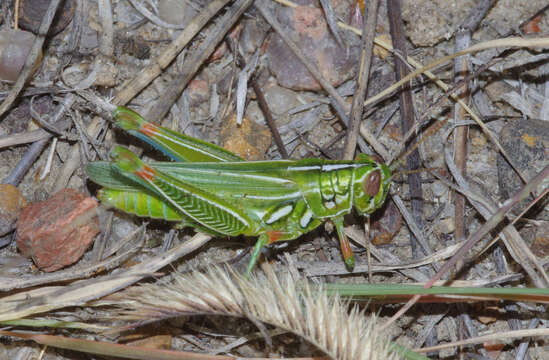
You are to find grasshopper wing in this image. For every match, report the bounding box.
[110,146,253,236]
[86,161,135,191]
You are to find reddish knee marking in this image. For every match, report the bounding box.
[141,123,160,138]
[267,231,283,244]
[135,166,156,181]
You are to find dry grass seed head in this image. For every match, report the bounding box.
[111,266,398,360]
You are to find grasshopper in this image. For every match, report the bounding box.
[87,107,391,274]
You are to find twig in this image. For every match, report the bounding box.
[3,95,76,186]
[387,0,425,259]
[30,96,75,139]
[55,0,236,190]
[0,241,142,292]
[404,166,548,324]
[515,318,540,360]
[460,0,497,32]
[0,129,52,149]
[144,0,254,123]
[453,0,493,251]
[319,0,344,49]
[252,71,289,158]
[390,194,434,261]
[127,0,189,29]
[0,86,67,100]
[0,0,62,117]
[255,0,389,160]
[39,137,57,180]
[71,109,98,160]
[58,0,84,70]
[383,164,549,330]
[235,50,260,125]
[14,0,20,29]
[91,211,114,262]
[97,0,114,57]
[0,233,212,321]
[452,7,494,350]
[416,327,549,354]
[3,138,50,186]
[115,0,232,105]
[226,37,289,158]
[343,0,380,160]
[443,139,548,287]
[53,117,103,191]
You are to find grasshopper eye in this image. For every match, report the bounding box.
[363,170,381,197]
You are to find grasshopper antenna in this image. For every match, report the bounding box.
[388,116,449,172]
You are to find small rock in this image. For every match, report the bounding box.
[158,0,197,28]
[262,84,302,116]
[373,34,392,59]
[186,79,209,105]
[431,181,447,198]
[0,29,42,82]
[244,101,267,126]
[0,184,28,237]
[240,19,267,55]
[401,0,475,47]
[266,5,359,91]
[16,189,100,272]
[477,314,497,325]
[209,25,240,62]
[531,221,549,258]
[18,0,76,36]
[115,34,151,60]
[219,114,272,160]
[497,119,549,219]
[94,63,119,87]
[437,217,455,235]
[246,84,301,125]
[208,42,228,63]
[370,201,402,245]
[471,133,487,148]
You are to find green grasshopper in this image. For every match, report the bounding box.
[87,107,391,274]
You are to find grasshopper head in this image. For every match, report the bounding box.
[352,154,391,215]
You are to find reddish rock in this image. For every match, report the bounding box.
[266,5,359,91]
[370,201,402,246]
[208,41,228,63]
[0,184,28,237]
[16,189,99,272]
[208,24,240,62]
[186,79,209,105]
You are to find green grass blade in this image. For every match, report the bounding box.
[324,283,549,303]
